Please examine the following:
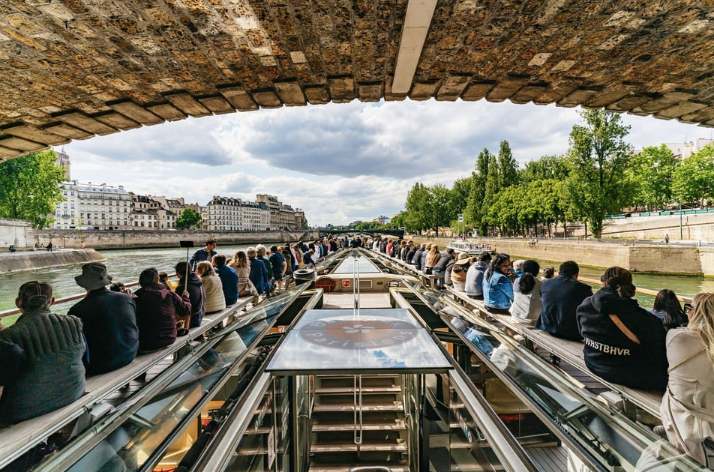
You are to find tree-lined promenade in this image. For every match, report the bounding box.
[397,110,714,239]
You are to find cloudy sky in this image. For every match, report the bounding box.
[62,99,710,227]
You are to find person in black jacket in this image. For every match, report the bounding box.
[175,261,205,329]
[577,267,668,390]
[69,262,139,375]
[433,248,455,289]
[536,261,593,340]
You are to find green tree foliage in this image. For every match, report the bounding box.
[464,149,491,230]
[0,150,66,229]
[565,110,634,238]
[497,140,519,188]
[519,155,570,183]
[672,145,714,206]
[628,144,679,210]
[404,182,431,232]
[177,208,202,229]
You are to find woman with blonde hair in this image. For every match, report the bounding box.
[229,250,257,297]
[195,261,225,314]
[425,244,441,275]
[661,292,714,465]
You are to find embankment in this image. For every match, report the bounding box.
[0,249,105,274]
[35,229,319,250]
[411,237,713,276]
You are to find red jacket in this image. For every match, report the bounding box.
[134,284,192,351]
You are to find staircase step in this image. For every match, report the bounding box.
[313,402,404,412]
[309,462,410,472]
[311,440,408,453]
[313,418,406,432]
[315,386,402,394]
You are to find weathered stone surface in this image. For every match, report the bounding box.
[0,0,713,159]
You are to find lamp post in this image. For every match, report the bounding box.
[679,198,683,240]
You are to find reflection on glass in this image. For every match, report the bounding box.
[331,254,382,274]
[441,308,704,472]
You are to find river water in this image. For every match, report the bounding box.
[2,246,713,322]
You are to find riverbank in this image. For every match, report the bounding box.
[411,236,714,276]
[0,249,106,274]
[34,229,319,250]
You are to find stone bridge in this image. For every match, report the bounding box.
[1,0,713,160]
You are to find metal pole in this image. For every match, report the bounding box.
[680,198,683,240]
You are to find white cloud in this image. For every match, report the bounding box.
[62,99,706,226]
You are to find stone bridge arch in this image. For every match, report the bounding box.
[0,0,712,161]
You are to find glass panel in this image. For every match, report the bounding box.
[440,306,704,472]
[331,253,382,274]
[266,309,452,374]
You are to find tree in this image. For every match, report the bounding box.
[177,208,202,229]
[672,145,714,206]
[0,150,66,229]
[404,182,431,233]
[519,155,570,183]
[464,149,492,232]
[497,140,519,188]
[565,110,634,238]
[629,144,678,210]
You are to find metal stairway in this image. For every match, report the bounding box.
[309,374,411,472]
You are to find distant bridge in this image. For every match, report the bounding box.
[319,229,405,239]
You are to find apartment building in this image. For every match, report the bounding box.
[52,181,133,230]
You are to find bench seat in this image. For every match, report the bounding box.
[0,296,253,469]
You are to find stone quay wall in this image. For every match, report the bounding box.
[412,237,713,276]
[601,212,714,241]
[35,229,320,251]
[0,219,33,249]
[0,249,105,274]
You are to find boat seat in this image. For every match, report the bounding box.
[443,286,663,418]
[0,296,253,470]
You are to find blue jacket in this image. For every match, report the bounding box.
[215,265,239,305]
[68,288,139,375]
[483,271,514,310]
[249,257,269,295]
[269,252,285,279]
[190,248,217,271]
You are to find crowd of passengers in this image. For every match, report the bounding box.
[373,237,714,465]
[0,236,353,427]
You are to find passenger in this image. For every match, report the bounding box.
[536,261,593,341]
[109,281,132,295]
[247,246,270,297]
[134,268,192,350]
[406,242,418,265]
[412,244,425,266]
[510,260,542,325]
[652,289,688,331]
[269,245,287,291]
[386,239,394,257]
[513,260,525,278]
[451,253,471,292]
[0,339,22,388]
[465,252,492,300]
[196,261,226,314]
[292,244,302,269]
[661,292,714,465]
[425,244,442,275]
[402,240,414,261]
[542,267,555,280]
[159,271,177,291]
[212,254,239,305]
[442,249,459,287]
[256,245,274,284]
[420,243,432,271]
[175,261,205,328]
[329,238,338,253]
[482,254,514,312]
[577,267,667,390]
[0,281,85,424]
[189,238,217,271]
[68,263,139,375]
[303,248,315,266]
[321,240,329,257]
[282,246,294,282]
[230,250,256,296]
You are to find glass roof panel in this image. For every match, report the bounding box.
[331,254,382,274]
[267,308,452,375]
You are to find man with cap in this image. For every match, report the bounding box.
[68,262,139,375]
[0,281,85,424]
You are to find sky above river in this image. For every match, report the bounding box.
[61,99,709,227]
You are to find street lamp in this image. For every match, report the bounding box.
[679,198,683,240]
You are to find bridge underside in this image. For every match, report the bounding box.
[1,0,713,160]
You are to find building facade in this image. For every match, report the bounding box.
[130,194,177,230]
[52,181,133,230]
[664,138,714,159]
[205,197,270,231]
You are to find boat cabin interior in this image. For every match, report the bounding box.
[0,246,708,472]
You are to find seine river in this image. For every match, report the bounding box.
[2,246,714,321]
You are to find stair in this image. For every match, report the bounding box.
[309,374,411,472]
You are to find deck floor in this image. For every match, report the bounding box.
[322,292,392,309]
[528,445,568,471]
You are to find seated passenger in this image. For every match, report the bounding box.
[196,261,226,314]
[212,254,238,305]
[536,261,593,340]
[510,260,542,325]
[577,267,667,390]
[652,289,688,332]
[134,268,192,351]
[482,254,514,312]
[248,246,270,296]
[661,292,714,465]
[68,263,139,375]
[450,254,470,292]
[175,261,205,328]
[0,282,85,424]
[465,252,491,300]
